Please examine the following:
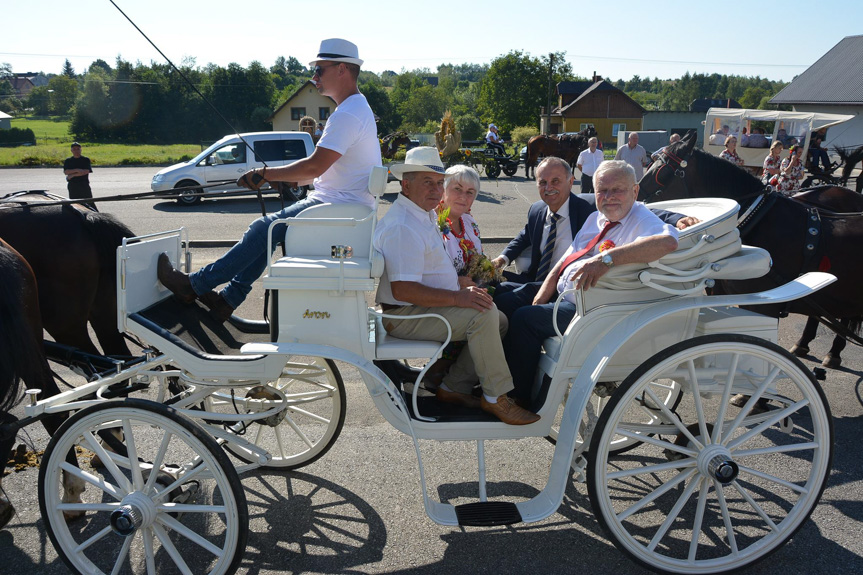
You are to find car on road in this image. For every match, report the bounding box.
[150,131,314,205]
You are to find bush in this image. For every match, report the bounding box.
[0,127,36,147]
[454,114,483,140]
[510,125,539,147]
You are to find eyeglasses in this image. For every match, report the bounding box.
[313,63,339,78]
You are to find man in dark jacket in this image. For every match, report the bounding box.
[491,156,696,317]
[63,142,94,207]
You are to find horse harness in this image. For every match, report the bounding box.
[649,150,863,344]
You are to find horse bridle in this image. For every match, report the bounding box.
[643,149,690,200]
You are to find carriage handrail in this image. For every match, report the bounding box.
[371,310,452,422]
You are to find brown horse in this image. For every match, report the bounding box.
[380,131,411,160]
[0,239,84,529]
[640,131,863,368]
[524,126,597,178]
[0,192,134,358]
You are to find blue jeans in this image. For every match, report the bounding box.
[189,197,324,309]
[501,284,577,401]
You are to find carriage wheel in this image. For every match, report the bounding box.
[485,160,501,179]
[502,161,519,177]
[175,179,202,205]
[221,357,346,469]
[587,335,832,574]
[39,399,248,575]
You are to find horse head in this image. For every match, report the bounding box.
[638,130,697,202]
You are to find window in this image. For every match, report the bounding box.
[612,123,626,137]
[290,107,306,121]
[580,123,595,132]
[319,107,330,120]
[254,139,309,162]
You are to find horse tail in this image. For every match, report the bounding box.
[0,247,48,413]
[82,211,135,275]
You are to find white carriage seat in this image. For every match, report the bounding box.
[539,198,772,380]
[266,166,389,291]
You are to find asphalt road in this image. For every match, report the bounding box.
[1,167,862,574]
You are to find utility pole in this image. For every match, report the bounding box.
[545,53,554,135]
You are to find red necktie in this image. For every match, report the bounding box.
[555,220,621,282]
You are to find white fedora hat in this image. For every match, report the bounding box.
[389,147,445,180]
[309,38,363,67]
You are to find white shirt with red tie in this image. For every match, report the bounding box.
[556,202,678,302]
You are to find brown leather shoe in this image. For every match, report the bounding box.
[157,253,197,303]
[481,395,540,425]
[436,387,481,409]
[200,290,235,323]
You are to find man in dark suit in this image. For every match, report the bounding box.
[492,156,695,317]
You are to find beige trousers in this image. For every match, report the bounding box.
[384,305,513,397]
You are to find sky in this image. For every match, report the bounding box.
[3,0,863,83]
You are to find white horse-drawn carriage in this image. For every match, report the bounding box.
[26,166,835,574]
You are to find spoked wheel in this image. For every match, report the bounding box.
[221,357,346,469]
[575,379,682,455]
[39,399,248,575]
[484,160,501,179]
[502,161,519,177]
[587,335,832,574]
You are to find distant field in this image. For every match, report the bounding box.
[1,117,200,166]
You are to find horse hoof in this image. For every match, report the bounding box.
[822,355,841,369]
[0,498,14,529]
[789,345,809,357]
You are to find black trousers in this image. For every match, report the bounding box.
[581,174,594,194]
[68,182,97,210]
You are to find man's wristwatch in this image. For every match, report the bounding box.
[601,253,614,268]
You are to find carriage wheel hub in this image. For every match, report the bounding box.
[110,491,157,536]
[697,444,739,484]
[245,385,287,427]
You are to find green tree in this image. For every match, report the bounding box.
[62,59,75,78]
[71,71,110,139]
[360,81,398,134]
[26,85,51,116]
[89,59,113,76]
[48,74,78,115]
[477,51,545,132]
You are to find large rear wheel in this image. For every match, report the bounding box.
[587,335,832,574]
[39,399,248,575]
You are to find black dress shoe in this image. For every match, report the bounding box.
[157,253,197,303]
[200,291,235,323]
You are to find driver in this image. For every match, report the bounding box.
[157,38,381,322]
[485,123,505,156]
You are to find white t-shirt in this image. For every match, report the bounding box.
[310,93,382,208]
[486,130,501,144]
[576,148,604,177]
[556,201,678,301]
[442,212,483,272]
[374,194,460,305]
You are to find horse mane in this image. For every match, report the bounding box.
[689,147,765,199]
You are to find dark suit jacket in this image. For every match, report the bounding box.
[501,193,683,284]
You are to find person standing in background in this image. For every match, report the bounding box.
[63,142,94,208]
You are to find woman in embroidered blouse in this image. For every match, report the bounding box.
[437,165,483,286]
[762,140,784,185]
[719,136,744,166]
[777,144,805,195]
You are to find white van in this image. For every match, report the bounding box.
[150,131,315,205]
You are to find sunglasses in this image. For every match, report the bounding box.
[313,63,340,77]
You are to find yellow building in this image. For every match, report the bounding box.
[543,77,644,146]
[270,81,336,131]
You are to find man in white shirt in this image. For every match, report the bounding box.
[375,147,539,425]
[158,38,381,321]
[485,123,505,156]
[502,160,679,405]
[615,132,650,180]
[576,136,603,193]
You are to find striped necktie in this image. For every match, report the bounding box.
[536,212,562,281]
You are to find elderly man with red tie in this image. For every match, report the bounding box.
[502,160,680,406]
